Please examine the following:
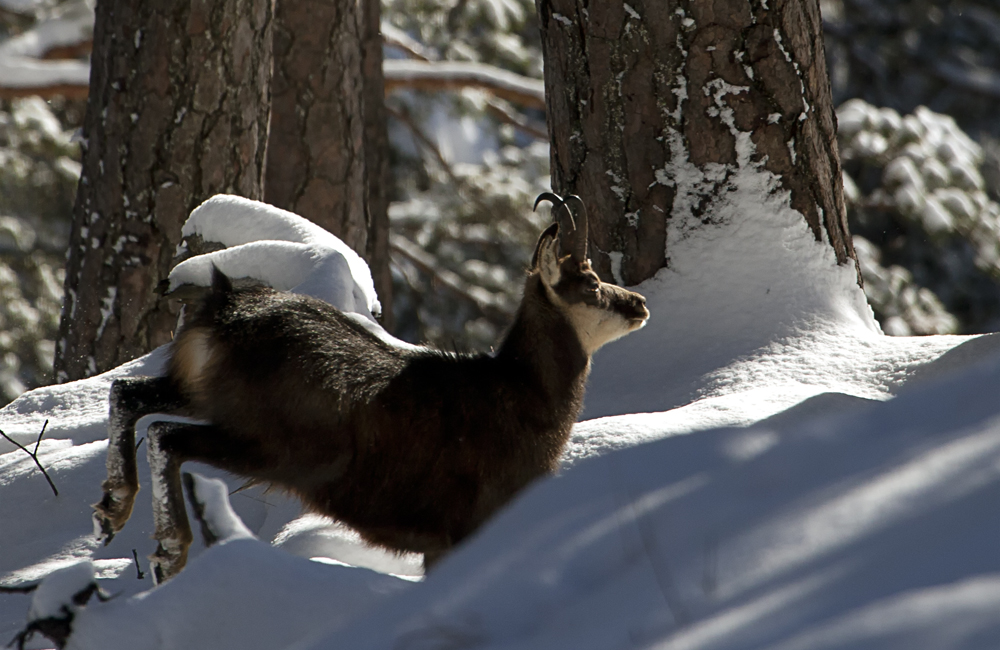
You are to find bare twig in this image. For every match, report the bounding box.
[386,104,464,188]
[0,421,59,496]
[390,235,509,324]
[131,549,145,580]
[607,456,691,626]
[484,96,548,141]
[32,420,47,456]
[8,582,112,650]
[4,52,547,110]
[929,60,1000,101]
[386,104,541,232]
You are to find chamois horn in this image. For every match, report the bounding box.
[533,192,587,262]
[562,194,588,261]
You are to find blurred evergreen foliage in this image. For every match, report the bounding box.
[3,0,1000,405]
[824,0,1000,334]
[0,96,78,402]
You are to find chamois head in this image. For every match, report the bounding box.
[531,193,649,355]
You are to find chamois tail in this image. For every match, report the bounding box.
[210,263,233,298]
[190,264,236,325]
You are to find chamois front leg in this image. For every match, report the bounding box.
[93,377,186,544]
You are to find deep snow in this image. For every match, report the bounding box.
[3,186,1000,649]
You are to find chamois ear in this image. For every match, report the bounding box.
[531,223,562,287]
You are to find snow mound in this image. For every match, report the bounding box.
[60,335,1000,650]
[27,561,96,622]
[170,194,382,321]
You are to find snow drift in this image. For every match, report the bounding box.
[3,189,1000,649]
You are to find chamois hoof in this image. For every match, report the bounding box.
[91,488,136,545]
[91,509,116,545]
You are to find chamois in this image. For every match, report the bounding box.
[93,193,649,582]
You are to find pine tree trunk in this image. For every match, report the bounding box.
[536,0,858,286]
[54,0,272,382]
[265,0,393,326]
[361,0,394,330]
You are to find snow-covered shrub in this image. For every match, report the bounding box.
[839,99,1000,334]
[0,97,77,403]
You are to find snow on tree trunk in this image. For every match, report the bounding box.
[536,0,860,287]
[54,0,272,382]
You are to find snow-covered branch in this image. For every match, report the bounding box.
[0,1,91,98]
[381,22,435,62]
[383,60,545,109]
[1,43,546,113]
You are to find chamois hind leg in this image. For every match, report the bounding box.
[93,377,186,544]
[146,420,267,583]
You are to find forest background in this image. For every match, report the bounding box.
[0,0,999,404]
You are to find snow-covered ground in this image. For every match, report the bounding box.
[4,188,1000,649]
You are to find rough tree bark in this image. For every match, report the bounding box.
[536,0,858,286]
[265,0,393,326]
[361,0,394,330]
[54,0,273,382]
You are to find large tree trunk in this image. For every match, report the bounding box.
[265,0,393,326]
[536,0,858,287]
[54,0,273,382]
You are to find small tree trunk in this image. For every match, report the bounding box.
[265,0,393,326]
[54,0,272,382]
[536,0,858,286]
[266,0,366,254]
[361,0,394,329]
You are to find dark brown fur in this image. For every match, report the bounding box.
[95,200,648,576]
[170,268,596,556]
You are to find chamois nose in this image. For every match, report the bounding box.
[629,294,649,323]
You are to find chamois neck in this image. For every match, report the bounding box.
[497,274,590,389]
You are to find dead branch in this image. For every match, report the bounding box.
[484,96,547,140]
[386,104,464,188]
[0,420,59,496]
[390,234,509,323]
[41,41,92,60]
[0,82,88,100]
[387,103,545,237]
